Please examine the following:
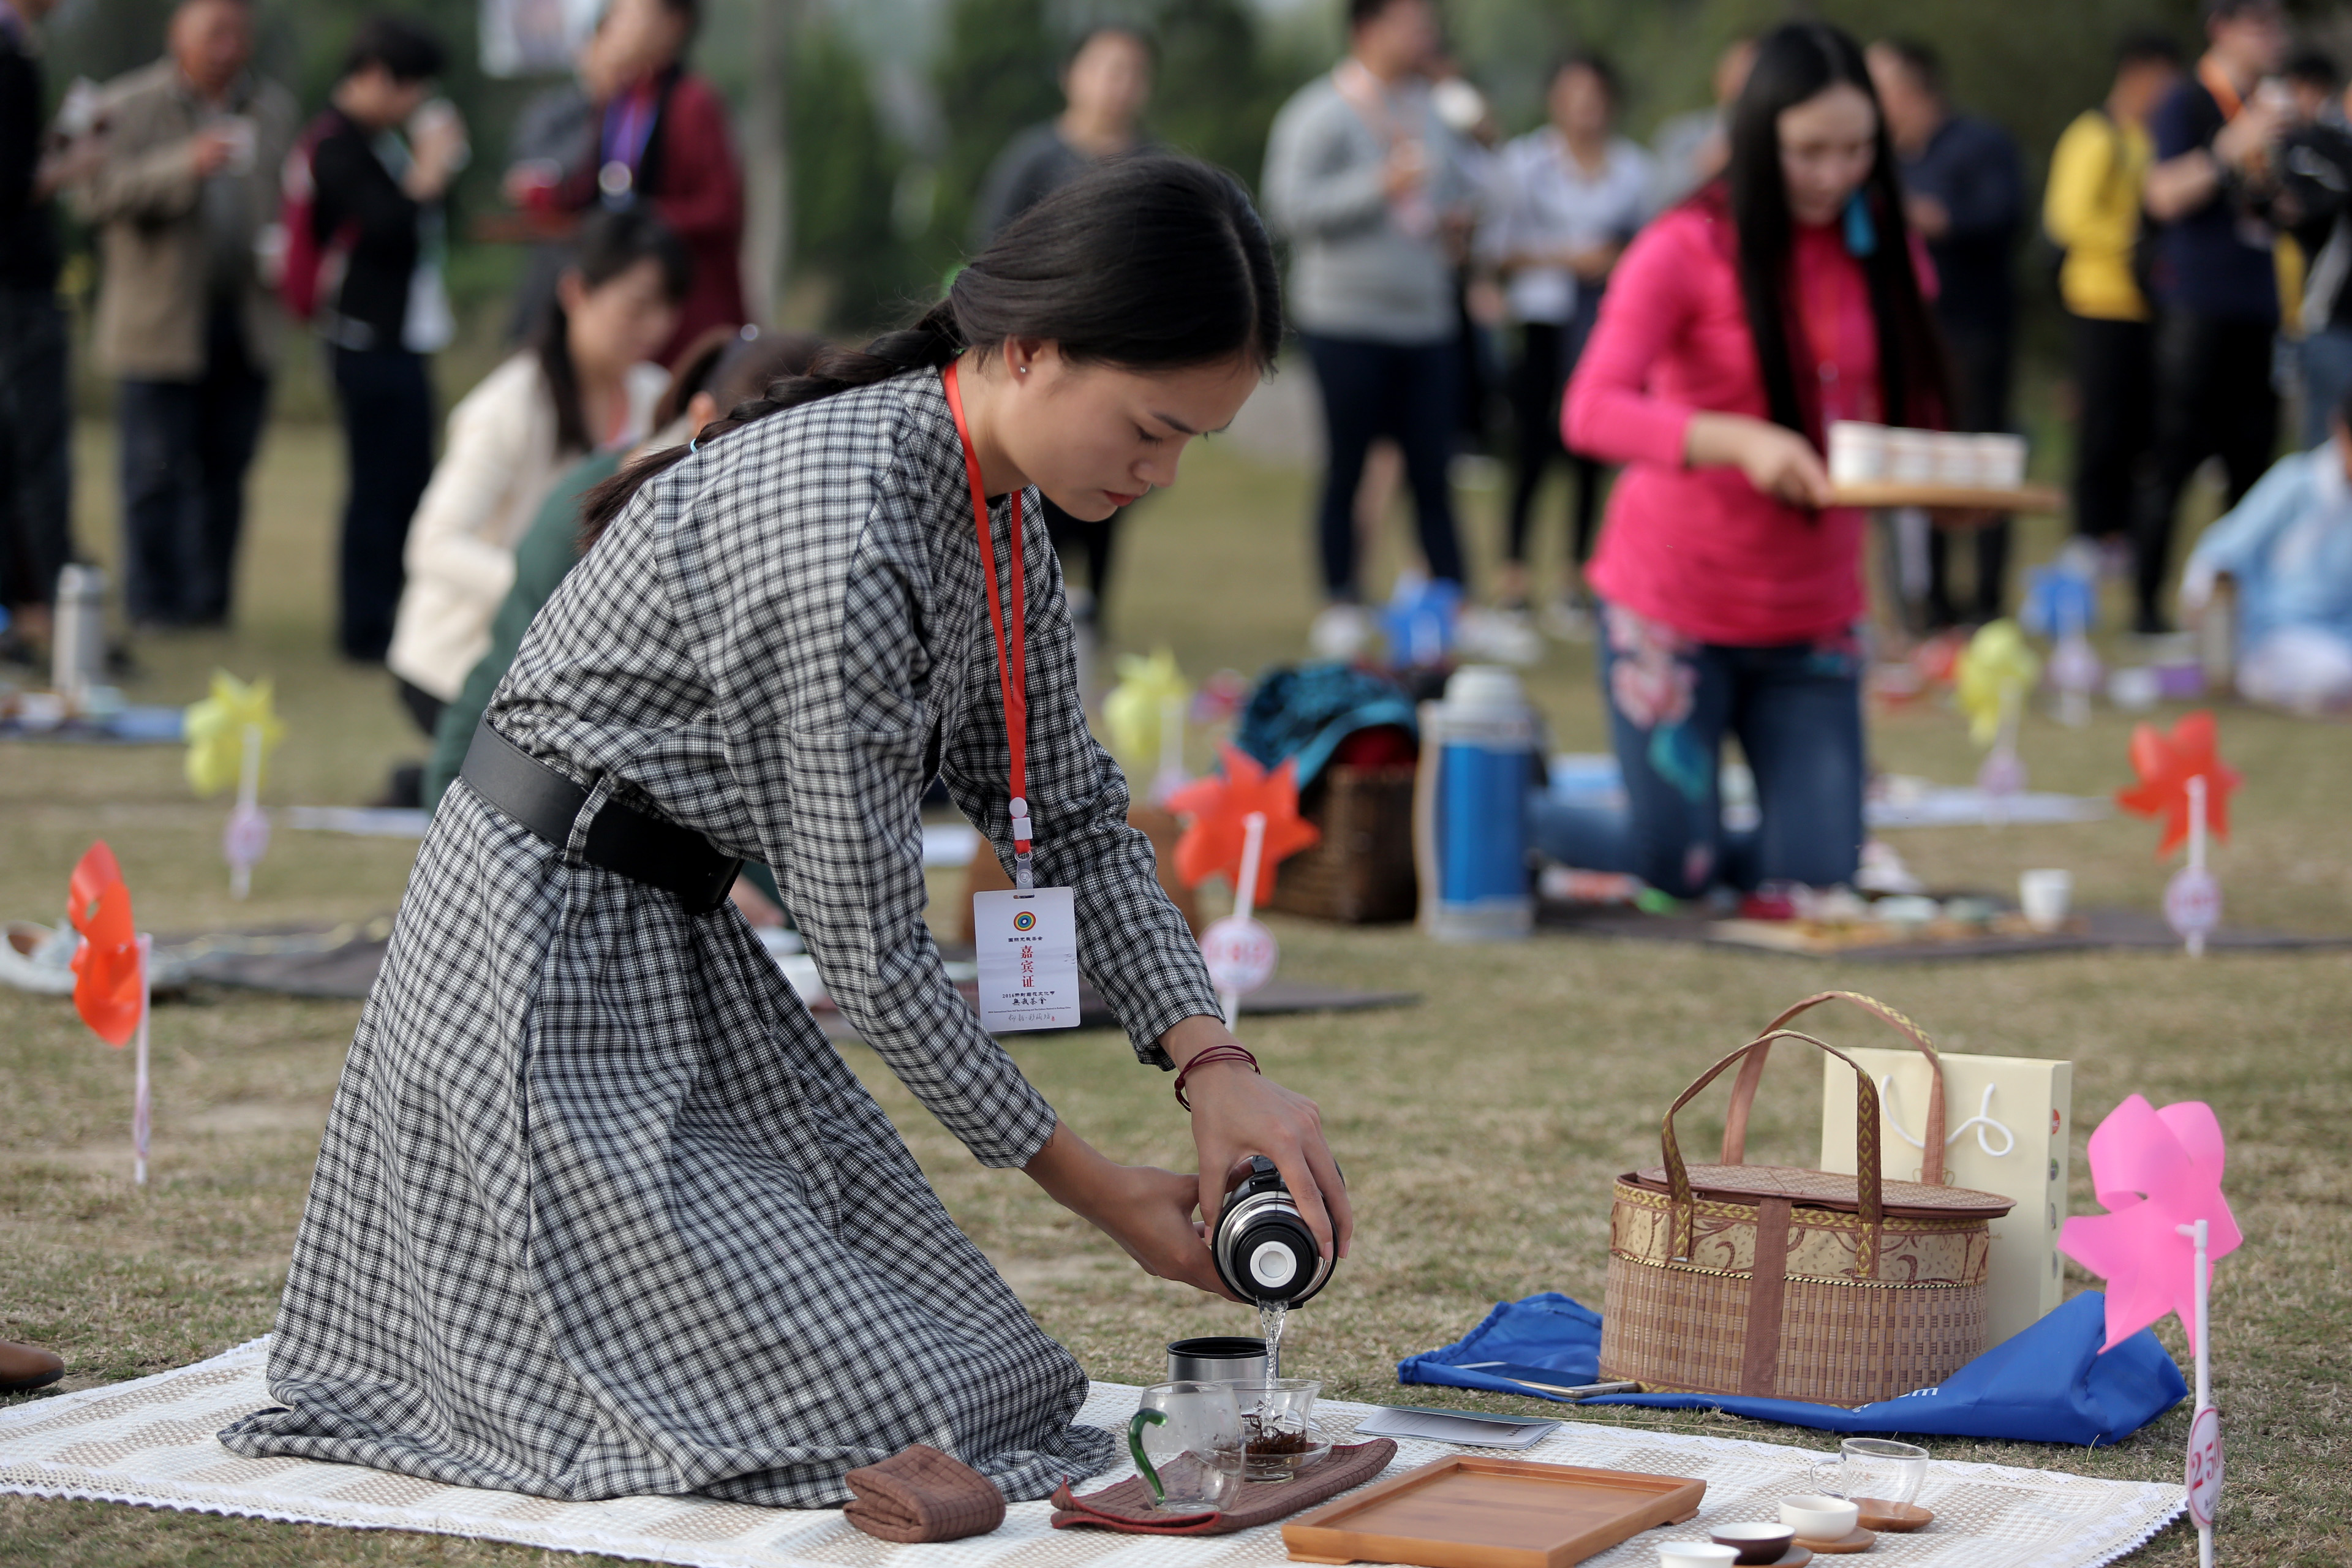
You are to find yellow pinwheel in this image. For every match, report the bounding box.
[1102,646,1191,780]
[183,671,285,797]
[1955,620,2041,747]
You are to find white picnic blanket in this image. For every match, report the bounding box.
[0,1338,2182,1567]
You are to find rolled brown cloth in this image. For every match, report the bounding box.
[842,1444,1008,1542]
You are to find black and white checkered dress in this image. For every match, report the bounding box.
[219,370,1223,1506]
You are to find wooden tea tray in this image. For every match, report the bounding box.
[1829,480,2066,516]
[1281,1454,1704,1568]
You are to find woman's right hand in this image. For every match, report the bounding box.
[1686,412,1836,510]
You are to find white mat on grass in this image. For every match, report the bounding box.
[0,1338,2182,1568]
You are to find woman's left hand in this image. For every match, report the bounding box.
[1022,1122,1233,1298]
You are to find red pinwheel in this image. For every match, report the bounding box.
[1167,745,1320,903]
[2059,1095,2241,1352]
[2115,710,2240,859]
[67,841,143,1047]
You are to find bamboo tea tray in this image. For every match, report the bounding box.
[1830,480,2067,515]
[1281,1455,1705,1568]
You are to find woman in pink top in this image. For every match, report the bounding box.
[1550,23,1947,899]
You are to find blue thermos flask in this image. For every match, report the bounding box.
[1414,665,1536,940]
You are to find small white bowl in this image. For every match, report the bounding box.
[1779,1493,1861,1539]
[1657,1545,1739,1566]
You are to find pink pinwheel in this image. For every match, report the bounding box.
[2059,1096,2241,1351]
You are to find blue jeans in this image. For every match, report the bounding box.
[1530,603,1865,897]
[1300,333,1464,598]
[116,306,270,626]
[332,345,435,661]
[2301,327,2352,450]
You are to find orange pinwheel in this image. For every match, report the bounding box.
[1167,745,1320,903]
[66,840,143,1047]
[2116,710,2241,859]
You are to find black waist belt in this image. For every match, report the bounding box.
[460,720,742,915]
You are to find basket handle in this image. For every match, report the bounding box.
[1662,1028,1885,1280]
[1721,991,1950,1186]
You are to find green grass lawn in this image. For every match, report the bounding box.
[4,413,2350,1563]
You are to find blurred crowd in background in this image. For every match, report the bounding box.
[8,0,2352,780]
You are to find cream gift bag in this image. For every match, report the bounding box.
[1820,1038,2072,1348]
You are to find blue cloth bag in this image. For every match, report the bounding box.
[1398,1291,2185,1446]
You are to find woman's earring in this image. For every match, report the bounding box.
[1843,192,1879,258]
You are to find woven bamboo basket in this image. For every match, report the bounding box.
[1600,992,2014,1408]
[1266,764,1418,924]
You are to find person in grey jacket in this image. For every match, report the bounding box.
[75,0,293,631]
[1262,0,1476,658]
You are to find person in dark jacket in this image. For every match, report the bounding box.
[311,16,466,662]
[0,0,71,661]
[969,25,1157,631]
[2135,0,2292,635]
[1871,36,2026,628]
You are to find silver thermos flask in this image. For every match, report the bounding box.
[51,564,106,706]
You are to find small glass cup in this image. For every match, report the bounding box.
[1833,1436,1928,1510]
[1227,1378,1327,1480]
[1129,1381,1245,1512]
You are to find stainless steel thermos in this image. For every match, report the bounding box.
[1210,1155,1334,1307]
[51,565,105,705]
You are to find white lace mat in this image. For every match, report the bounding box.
[0,1338,2182,1567]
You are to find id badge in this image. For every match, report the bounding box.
[971,886,1080,1031]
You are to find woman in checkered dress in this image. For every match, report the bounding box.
[221,157,1351,1507]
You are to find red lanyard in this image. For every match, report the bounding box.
[941,361,1033,881]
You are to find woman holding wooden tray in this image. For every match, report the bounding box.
[1557,21,1950,899]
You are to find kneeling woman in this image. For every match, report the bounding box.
[1556,23,1948,896]
[222,157,1345,1507]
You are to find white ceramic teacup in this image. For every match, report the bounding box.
[1779,1493,1860,1539]
[2019,869,2073,932]
[1656,1544,1739,1566]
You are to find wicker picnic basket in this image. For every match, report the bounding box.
[1600,992,2015,1408]
[1267,764,1418,924]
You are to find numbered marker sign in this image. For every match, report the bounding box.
[2165,866,2221,943]
[1200,915,1277,997]
[223,803,271,874]
[2187,1406,2222,1528]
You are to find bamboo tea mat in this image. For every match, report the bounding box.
[0,1338,2182,1567]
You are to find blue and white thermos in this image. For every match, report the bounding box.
[1415,665,1535,940]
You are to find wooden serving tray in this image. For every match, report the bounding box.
[1829,480,2066,515]
[1281,1455,1705,1568]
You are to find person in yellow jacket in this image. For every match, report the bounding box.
[2044,33,2184,554]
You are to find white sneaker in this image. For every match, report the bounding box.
[0,921,77,995]
[1457,606,1543,666]
[1308,603,1374,661]
[1540,595,1595,642]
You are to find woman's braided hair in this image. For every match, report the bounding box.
[579,153,1282,545]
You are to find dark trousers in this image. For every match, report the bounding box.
[116,306,269,627]
[395,674,445,738]
[1041,492,1119,621]
[2136,311,2278,632]
[332,345,435,662]
[1302,332,1463,598]
[1926,317,2015,627]
[1529,607,1864,896]
[1504,317,1605,576]
[2068,312,2155,543]
[0,288,72,609]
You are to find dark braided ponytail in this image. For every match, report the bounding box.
[580,153,1283,545]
